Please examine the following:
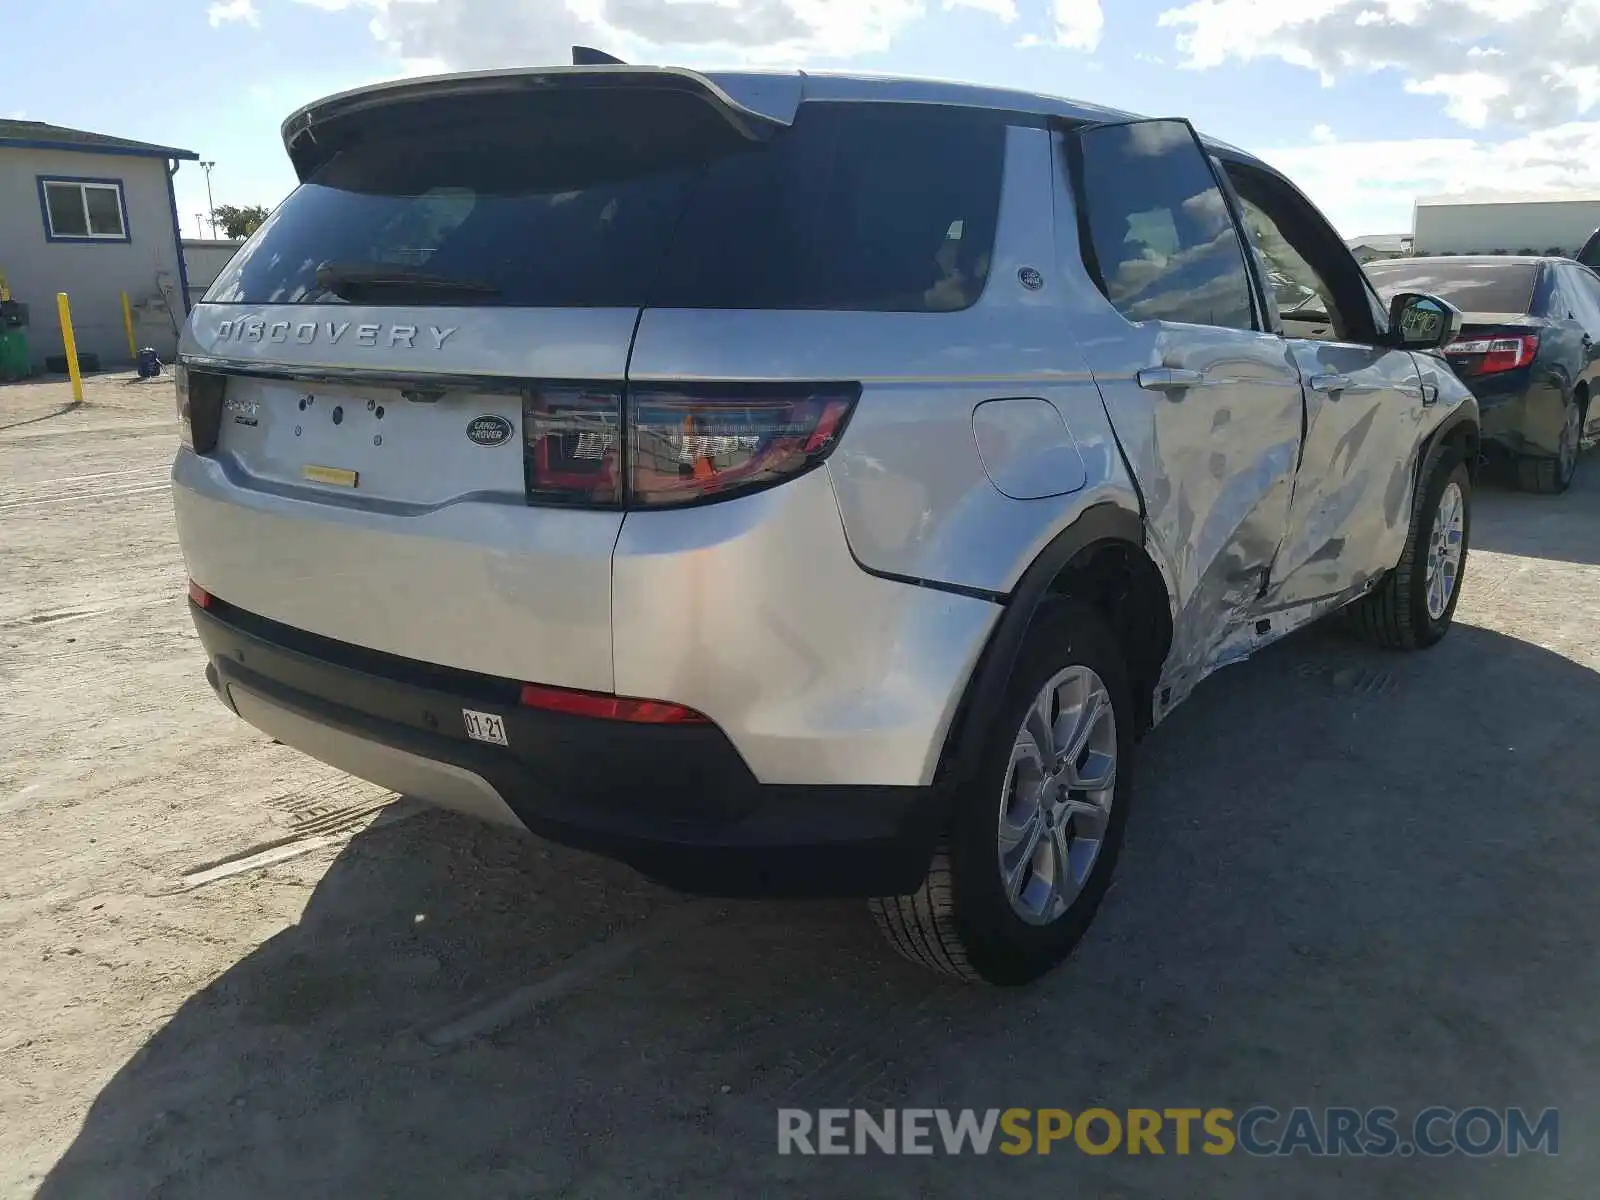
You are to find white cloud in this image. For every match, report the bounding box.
[1259,121,1600,235]
[1310,123,1335,143]
[288,0,934,66]
[1051,0,1102,50]
[208,0,260,27]
[1158,0,1600,130]
[945,0,1018,23]
[1014,0,1102,50]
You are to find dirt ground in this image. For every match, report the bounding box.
[2,373,1597,1198]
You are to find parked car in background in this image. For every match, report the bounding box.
[1365,255,1600,493]
[171,60,1479,985]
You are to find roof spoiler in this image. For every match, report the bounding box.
[281,65,795,182]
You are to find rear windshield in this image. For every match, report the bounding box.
[205,99,1006,313]
[1362,260,1540,314]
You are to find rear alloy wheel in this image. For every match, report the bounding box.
[1350,452,1471,650]
[870,604,1134,985]
[996,665,1118,928]
[1516,396,1581,494]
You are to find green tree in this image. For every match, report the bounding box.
[212,203,271,239]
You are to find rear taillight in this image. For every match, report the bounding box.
[1444,334,1539,375]
[187,580,212,609]
[518,681,708,724]
[628,384,858,508]
[522,382,858,510]
[523,385,623,507]
[175,363,226,452]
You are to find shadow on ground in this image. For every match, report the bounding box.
[0,400,82,433]
[1471,446,1600,565]
[35,623,1600,1199]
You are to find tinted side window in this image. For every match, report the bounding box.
[655,104,1005,312]
[1073,120,1255,330]
[1560,266,1600,331]
[1576,268,1600,331]
[1536,266,1572,321]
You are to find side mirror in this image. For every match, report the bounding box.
[1388,291,1462,351]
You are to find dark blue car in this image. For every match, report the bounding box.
[1366,255,1600,493]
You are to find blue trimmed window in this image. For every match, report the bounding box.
[38,176,129,242]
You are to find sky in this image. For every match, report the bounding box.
[10,0,1600,240]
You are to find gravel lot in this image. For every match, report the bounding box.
[2,374,1597,1198]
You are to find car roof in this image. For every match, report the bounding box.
[281,64,1267,170]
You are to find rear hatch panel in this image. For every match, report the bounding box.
[176,70,756,690]
[177,306,635,692]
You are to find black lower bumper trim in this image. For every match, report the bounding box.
[191,600,944,898]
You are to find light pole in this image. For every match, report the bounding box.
[199,161,217,238]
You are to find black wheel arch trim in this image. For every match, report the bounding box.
[936,501,1145,788]
[1417,403,1480,493]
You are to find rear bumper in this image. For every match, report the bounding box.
[1475,377,1568,458]
[193,600,947,897]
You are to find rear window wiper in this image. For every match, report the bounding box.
[312,263,501,301]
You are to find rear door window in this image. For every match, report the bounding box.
[1070,119,1256,331]
[1574,268,1600,333]
[205,100,1005,314]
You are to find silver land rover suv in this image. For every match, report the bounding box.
[172,59,1479,985]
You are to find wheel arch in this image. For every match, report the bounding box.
[1419,403,1481,491]
[936,502,1172,788]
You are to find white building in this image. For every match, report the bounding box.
[0,118,197,370]
[1413,192,1600,257]
[180,238,244,309]
[1345,233,1412,263]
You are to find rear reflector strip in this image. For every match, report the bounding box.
[188,580,213,609]
[518,681,709,724]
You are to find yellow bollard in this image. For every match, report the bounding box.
[120,291,137,360]
[56,292,83,403]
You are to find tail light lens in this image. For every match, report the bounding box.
[175,363,226,453]
[518,681,709,724]
[1444,334,1539,375]
[522,382,858,510]
[628,384,858,508]
[523,385,623,507]
[187,580,212,608]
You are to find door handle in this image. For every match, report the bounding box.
[1309,373,1352,394]
[1137,367,1204,392]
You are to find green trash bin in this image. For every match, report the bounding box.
[0,300,31,381]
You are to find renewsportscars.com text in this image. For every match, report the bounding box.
[777,1106,1559,1158]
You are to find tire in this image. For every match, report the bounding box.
[870,602,1135,985]
[1348,452,1470,650]
[1515,393,1580,494]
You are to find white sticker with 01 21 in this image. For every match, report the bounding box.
[462,709,509,746]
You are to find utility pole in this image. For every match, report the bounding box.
[199,161,217,238]
[196,213,206,238]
